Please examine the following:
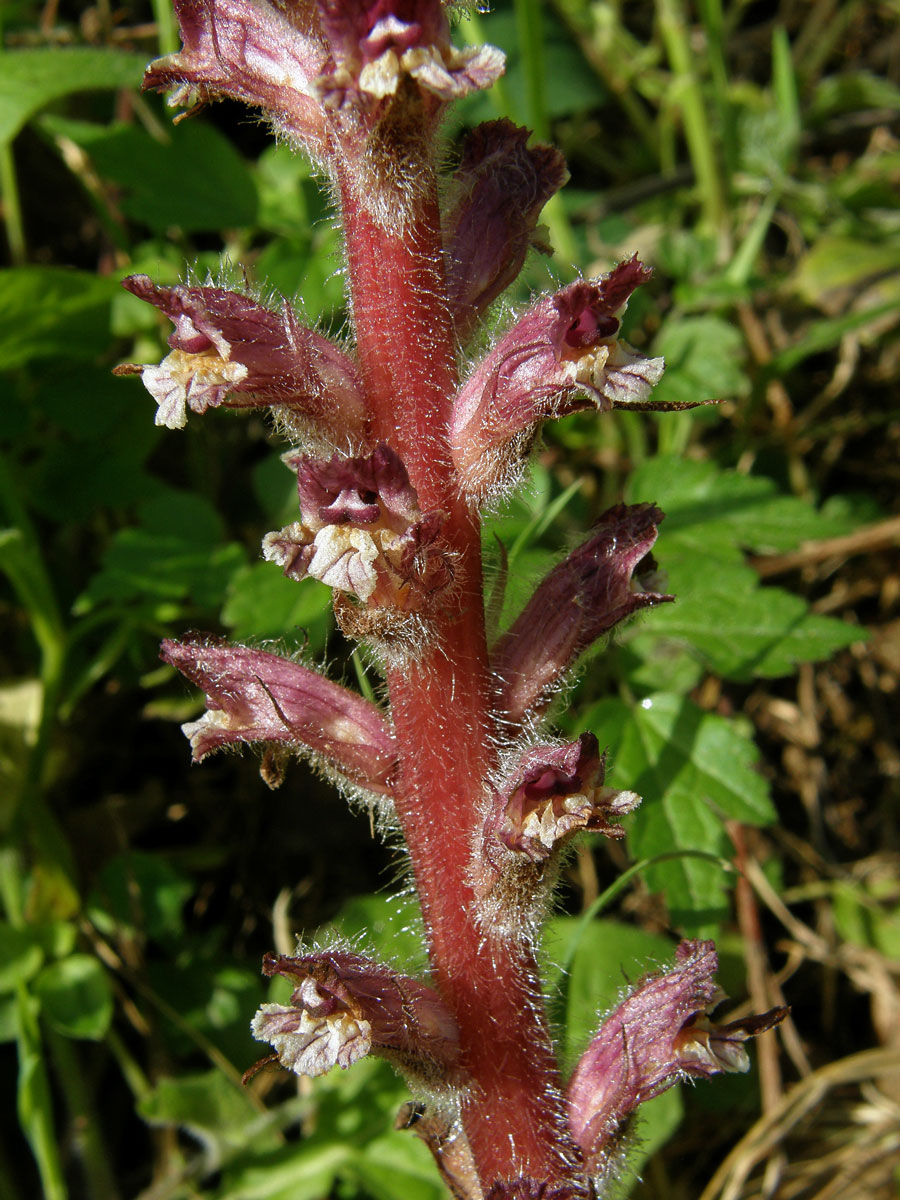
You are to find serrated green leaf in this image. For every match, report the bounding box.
[627,455,862,555]
[628,556,860,679]
[33,954,113,1041]
[0,267,119,370]
[0,48,146,144]
[579,694,775,928]
[623,457,863,679]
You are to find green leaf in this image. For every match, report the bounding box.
[789,235,900,308]
[649,316,750,407]
[811,70,900,123]
[579,694,775,928]
[627,557,860,679]
[88,851,193,943]
[0,48,145,144]
[78,491,247,614]
[139,1070,273,1157]
[0,267,119,370]
[41,116,259,233]
[624,456,863,679]
[0,923,45,991]
[15,985,66,1200]
[221,563,333,646]
[628,456,863,554]
[327,893,429,975]
[33,954,113,1040]
[345,1134,444,1200]
[218,1143,350,1200]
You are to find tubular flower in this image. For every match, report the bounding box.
[263,443,451,610]
[493,504,671,722]
[115,276,367,441]
[444,120,569,342]
[142,0,327,152]
[487,734,640,865]
[252,950,462,1082]
[449,258,668,499]
[314,0,504,109]
[566,940,789,1169]
[161,637,398,794]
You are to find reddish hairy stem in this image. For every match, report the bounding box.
[340,179,582,1188]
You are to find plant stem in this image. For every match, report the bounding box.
[46,1031,121,1200]
[339,172,584,1188]
[656,0,726,234]
[0,142,26,265]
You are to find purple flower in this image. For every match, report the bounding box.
[444,120,569,343]
[142,0,327,151]
[449,259,667,499]
[252,949,461,1081]
[314,0,504,108]
[487,734,640,865]
[566,940,788,1167]
[263,443,451,609]
[493,504,671,722]
[161,637,398,793]
[115,276,366,442]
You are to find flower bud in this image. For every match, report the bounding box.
[252,949,461,1083]
[449,259,668,500]
[142,0,327,152]
[263,443,451,613]
[116,276,367,442]
[444,120,569,342]
[161,636,397,793]
[487,734,640,865]
[566,940,788,1167]
[493,504,671,722]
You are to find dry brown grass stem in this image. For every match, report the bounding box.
[698,1046,900,1200]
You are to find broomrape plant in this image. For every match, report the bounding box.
[117,2,787,1195]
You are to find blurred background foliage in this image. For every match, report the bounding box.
[1,0,899,1197]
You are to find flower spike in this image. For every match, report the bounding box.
[116,276,367,444]
[566,940,789,1169]
[449,258,667,500]
[161,637,398,794]
[493,503,671,722]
